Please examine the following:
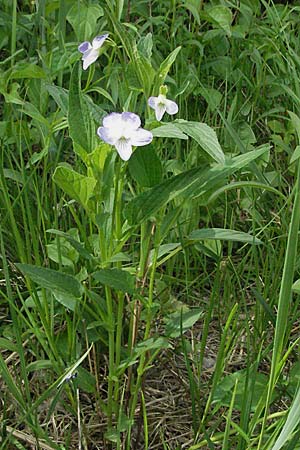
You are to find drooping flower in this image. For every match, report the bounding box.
[148,94,178,121]
[97,112,153,161]
[78,34,109,70]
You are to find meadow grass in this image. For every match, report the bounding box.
[1,0,300,449]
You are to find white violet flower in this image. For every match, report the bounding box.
[78,34,109,70]
[148,94,178,121]
[97,112,153,161]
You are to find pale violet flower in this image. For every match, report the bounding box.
[78,34,108,70]
[97,112,153,161]
[148,94,178,121]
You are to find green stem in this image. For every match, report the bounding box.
[98,224,115,425]
[106,285,115,427]
[127,223,160,447]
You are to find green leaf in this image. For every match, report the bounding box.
[128,145,162,187]
[118,337,170,371]
[16,264,83,300]
[124,147,268,225]
[292,279,300,294]
[137,33,153,59]
[76,367,96,393]
[0,354,26,411]
[134,336,170,355]
[67,4,104,41]
[197,86,222,111]
[27,360,53,372]
[92,268,135,294]
[47,242,76,267]
[175,121,225,164]
[53,165,97,210]
[181,0,201,25]
[207,5,232,37]
[46,84,69,115]
[133,47,156,93]
[207,180,285,203]
[54,292,79,310]
[155,46,181,88]
[164,308,203,338]
[3,168,23,184]
[68,62,92,157]
[151,123,188,140]
[10,64,46,79]
[290,145,300,165]
[0,338,17,352]
[288,111,300,142]
[19,102,49,127]
[189,228,262,245]
[46,228,80,267]
[87,143,112,177]
[46,229,93,261]
[150,243,181,263]
[213,370,270,411]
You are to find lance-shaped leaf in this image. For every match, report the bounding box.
[189,228,262,245]
[16,264,83,311]
[154,46,181,89]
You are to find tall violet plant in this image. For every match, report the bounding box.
[72,40,182,440]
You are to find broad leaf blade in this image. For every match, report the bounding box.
[67,4,104,41]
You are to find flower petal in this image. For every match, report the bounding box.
[92,34,109,49]
[131,128,153,147]
[97,126,117,145]
[155,103,166,121]
[148,96,158,109]
[78,41,91,53]
[102,112,122,128]
[121,112,141,131]
[115,139,132,161]
[82,48,99,70]
[165,99,178,115]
